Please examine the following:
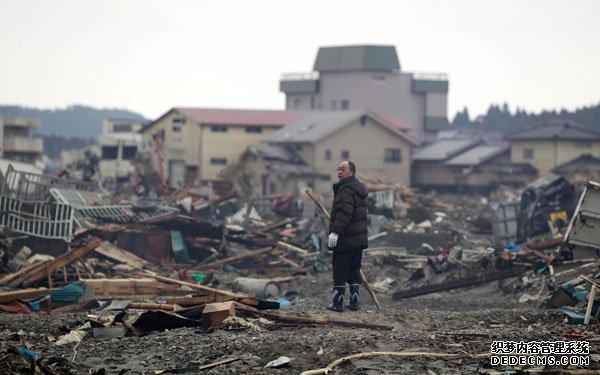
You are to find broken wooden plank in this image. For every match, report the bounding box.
[85,278,158,297]
[392,267,528,300]
[202,301,236,329]
[197,356,241,371]
[144,273,246,299]
[0,287,49,303]
[127,303,175,311]
[258,312,393,330]
[94,241,150,269]
[198,246,275,269]
[0,259,53,287]
[276,241,308,255]
[165,295,259,307]
[23,238,102,287]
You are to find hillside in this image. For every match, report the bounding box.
[0,105,147,139]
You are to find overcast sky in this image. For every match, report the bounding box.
[1,0,599,121]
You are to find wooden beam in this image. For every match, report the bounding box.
[22,238,102,287]
[198,247,275,269]
[392,267,528,300]
[144,273,246,299]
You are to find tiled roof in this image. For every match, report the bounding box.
[264,110,416,145]
[445,143,509,167]
[508,120,600,141]
[176,107,307,126]
[412,138,480,161]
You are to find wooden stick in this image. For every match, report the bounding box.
[300,351,489,375]
[127,303,175,311]
[258,312,392,330]
[198,246,275,268]
[305,189,382,310]
[197,356,241,370]
[276,241,309,255]
[144,272,246,298]
[585,286,597,325]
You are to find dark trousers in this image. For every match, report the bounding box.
[332,249,363,286]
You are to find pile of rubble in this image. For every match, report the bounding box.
[0,166,599,373]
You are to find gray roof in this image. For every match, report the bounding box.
[508,120,600,141]
[412,138,480,161]
[552,154,600,173]
[313,45,400,72]
[445,143,509,167]
[248,144,300,162]
[265,110,417,145]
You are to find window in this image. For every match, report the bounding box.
[101,146,118,160]
[295,144,303,151]
[523,148,534,159]
[122,146,137,160]
[360,115,367,126]
[172,117,186,124]
[172,125,182,132]
[341,150,349,159]
[384,148,402,163]
[246,126,262,133]
[211,125,228,132]
[269,183,277,194]
[113,124,132,132]
[372,74,386,83]
[210,158,228,165]
[293,98,301,109]
[341,99,349,110]
[325,149,332,160]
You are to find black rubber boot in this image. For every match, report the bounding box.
[326,286,345,312]
[348,284,360,311]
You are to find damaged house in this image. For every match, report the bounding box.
[256,110,419,194]
[412,138,537,192]
[509,119,600,177]
[139,108,307,187]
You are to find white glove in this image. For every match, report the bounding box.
[328,233,339,248]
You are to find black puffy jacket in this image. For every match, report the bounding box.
[328,175,369,251]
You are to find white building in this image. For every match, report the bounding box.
[99,118,145,181]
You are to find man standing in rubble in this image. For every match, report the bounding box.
[327,160,368,312]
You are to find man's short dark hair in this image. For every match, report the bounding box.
[346,160,356,174]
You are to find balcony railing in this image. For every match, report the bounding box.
[280,72,320,81]
[3,137,44,153]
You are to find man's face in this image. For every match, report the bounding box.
[337,162,352,181]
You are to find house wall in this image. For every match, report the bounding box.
[199,125,282,181]
[412,161,456,186]
[511,140,600,177]
[312,116,413,194]
[317,71,428,140]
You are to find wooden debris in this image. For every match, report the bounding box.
[0,287,49,304]
[94,241,150,269]
[258,312,393,330]
[202,301,236,329]
[300,351,488,375]
[198,246,275,269]
[127,303,175,311]
[22,238,102,287]
[197,356,241,371]
[144,272,246,298]
[85,278,158,297]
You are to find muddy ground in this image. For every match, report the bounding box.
[0,265,598,375]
